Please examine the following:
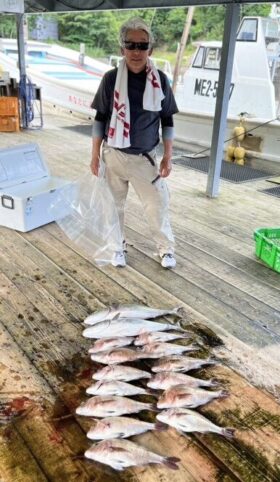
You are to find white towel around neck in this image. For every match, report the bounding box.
[107,57,165,149]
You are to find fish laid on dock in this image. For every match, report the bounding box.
[83,318,184,339]
[157,408,235,438]
[157,385,229,409]
[84,304,182,325]
[92,365,152,382]
[88,336,135,353]
[152,356,216,373]
[140,341,199,358]
[134,330,193,346]
[76,396,155,418]
[90,347,146,365]
[84,439,180,471]
[86,380,151,397]
[87,416,166,440]
[147,371,219,390]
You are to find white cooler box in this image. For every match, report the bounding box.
[0,143,75,232]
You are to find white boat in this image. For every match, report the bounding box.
[0,39,111,117]
[0,16,280,165]
[174,16,280,165]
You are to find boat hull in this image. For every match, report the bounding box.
[1,39,279,165]
[174,110,280,165]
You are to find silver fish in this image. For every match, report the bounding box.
[152,356,216,373]
[84,439,180,471]
[86,416,165,440]
[140,342,199,358]
[83,318,184,339]
[157,408,235,438]
[76,396,155,418]
[134,331,193,346]
[88,336,135,353]
[157,385,229,409]
[92,365,151,382]
[90,347,146,365]
[86,380,150,397]
[147,372,219,390]
[84,304,182,325]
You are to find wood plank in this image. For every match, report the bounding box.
[21,220,280,390]
[0,239,223,481]
[0,303,223,480]
[0,330,49,482]
[1,227,278,482]
[0,108,279,482]
[122,232,280,347]
[126,195,280,290]
[0,425,48,482]
[0,325,117,482]
[125,205,280,303]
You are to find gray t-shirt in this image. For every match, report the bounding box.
[91,67,178,155]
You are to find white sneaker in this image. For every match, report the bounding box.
[111,251,126,267]
[160,253,176,269]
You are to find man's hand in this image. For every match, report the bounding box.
[91,157,100,176]
[91,136,103,176]
[159,156,172,178]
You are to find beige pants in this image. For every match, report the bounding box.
[102,145,175,256]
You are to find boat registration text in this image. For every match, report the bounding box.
[194,78,234,98]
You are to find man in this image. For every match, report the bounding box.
[90,17,178,269]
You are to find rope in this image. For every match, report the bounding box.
[19,75,35,125]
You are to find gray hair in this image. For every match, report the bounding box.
[119,17,154,46]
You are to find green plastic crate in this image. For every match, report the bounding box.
[254,227,280,273]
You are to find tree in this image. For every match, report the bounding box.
[0,6,272,57]
[0,14,17,38]
[192,6,226,41]
[150,9,169,47]
[241,4,271,17]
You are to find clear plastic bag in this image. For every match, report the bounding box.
[49,163,122,265]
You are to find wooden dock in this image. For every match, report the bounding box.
[0,106,279,482]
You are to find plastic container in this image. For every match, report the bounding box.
[0,115,20,132]
[254,227,280,273]
[0,97,19,116]
[0,142,74,232]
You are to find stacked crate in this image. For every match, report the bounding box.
[0,97,20,132]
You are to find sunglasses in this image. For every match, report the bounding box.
[123,41,150,51]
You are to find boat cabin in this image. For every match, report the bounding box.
[177,16,280,120]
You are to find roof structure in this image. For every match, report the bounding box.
[20,0,277,12]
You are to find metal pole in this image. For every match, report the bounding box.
[206,3,240,197]
[16,13,28,129]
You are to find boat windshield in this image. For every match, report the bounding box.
[237,18,258,42]
[192,46,221,70]
[237,17,280,44]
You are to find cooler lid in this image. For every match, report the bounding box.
[0,143,50,189]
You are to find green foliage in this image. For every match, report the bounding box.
[0,14,17,38]
[0,5,273,60]
[192,6,226,41]
[56,10,158,55]
[166,8,189,40]
[241,4,271,17]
